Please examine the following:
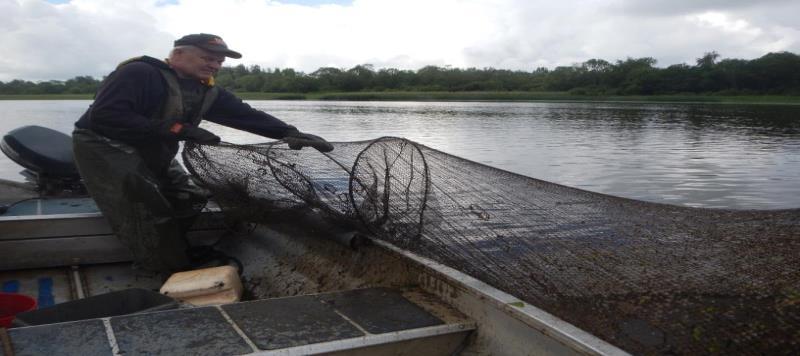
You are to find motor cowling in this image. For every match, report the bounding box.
[1,125,85,195]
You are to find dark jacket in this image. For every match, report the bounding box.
[75,56,295,143]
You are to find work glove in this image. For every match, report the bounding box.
[163,121,221,145]
[283,128,334,153]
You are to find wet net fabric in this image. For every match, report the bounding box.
[183,138,800,355]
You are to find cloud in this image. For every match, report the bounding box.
[1,0,799,81]
[153,0,498,70]
[610,0,797,16]
[1,0,174,81]
[606,0,800,58]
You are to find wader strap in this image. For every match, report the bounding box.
[158,68,185,121]
[193,86,219,126]
[157,68,219,126]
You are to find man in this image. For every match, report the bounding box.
[73,33,332,273]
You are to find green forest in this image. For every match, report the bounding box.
[2,51,799,96]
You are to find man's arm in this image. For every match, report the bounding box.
[204,89,298,139]
[86,62,167,142]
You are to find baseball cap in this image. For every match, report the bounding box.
[174,33,242,59]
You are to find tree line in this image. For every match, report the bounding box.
[2,51,799,95]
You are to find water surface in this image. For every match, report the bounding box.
[1,100,798,209]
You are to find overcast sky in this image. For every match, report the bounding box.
[2,0,799,81]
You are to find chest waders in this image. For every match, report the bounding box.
[72,60,219,273]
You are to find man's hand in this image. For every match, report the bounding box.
[164,122,221,145]
[284,129,334,153]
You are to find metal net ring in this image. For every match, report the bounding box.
[348,137,429,245]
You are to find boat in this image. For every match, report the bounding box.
[0,125,627,355]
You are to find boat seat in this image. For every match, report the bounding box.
[1,125,79,179]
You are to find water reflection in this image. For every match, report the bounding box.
[1,100,798,209]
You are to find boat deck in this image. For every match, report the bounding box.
[0,180,628,356]
[3,287,473,356]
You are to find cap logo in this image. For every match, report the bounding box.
[208,37,226,46]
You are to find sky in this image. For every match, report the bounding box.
[1,0,799,81]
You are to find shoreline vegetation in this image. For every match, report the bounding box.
[1,92,799,105]
[2,51,799,104]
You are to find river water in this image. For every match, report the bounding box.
[1,100,798,210]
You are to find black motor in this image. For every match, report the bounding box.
[1,125,85,195]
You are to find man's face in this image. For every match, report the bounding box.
[170,46,226,81]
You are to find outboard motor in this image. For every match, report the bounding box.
[1,125,85,195]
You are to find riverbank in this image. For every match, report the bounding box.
[2,92,800,104]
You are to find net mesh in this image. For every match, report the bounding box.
[183,137,800,355]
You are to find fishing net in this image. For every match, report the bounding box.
[183,137,800,355]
